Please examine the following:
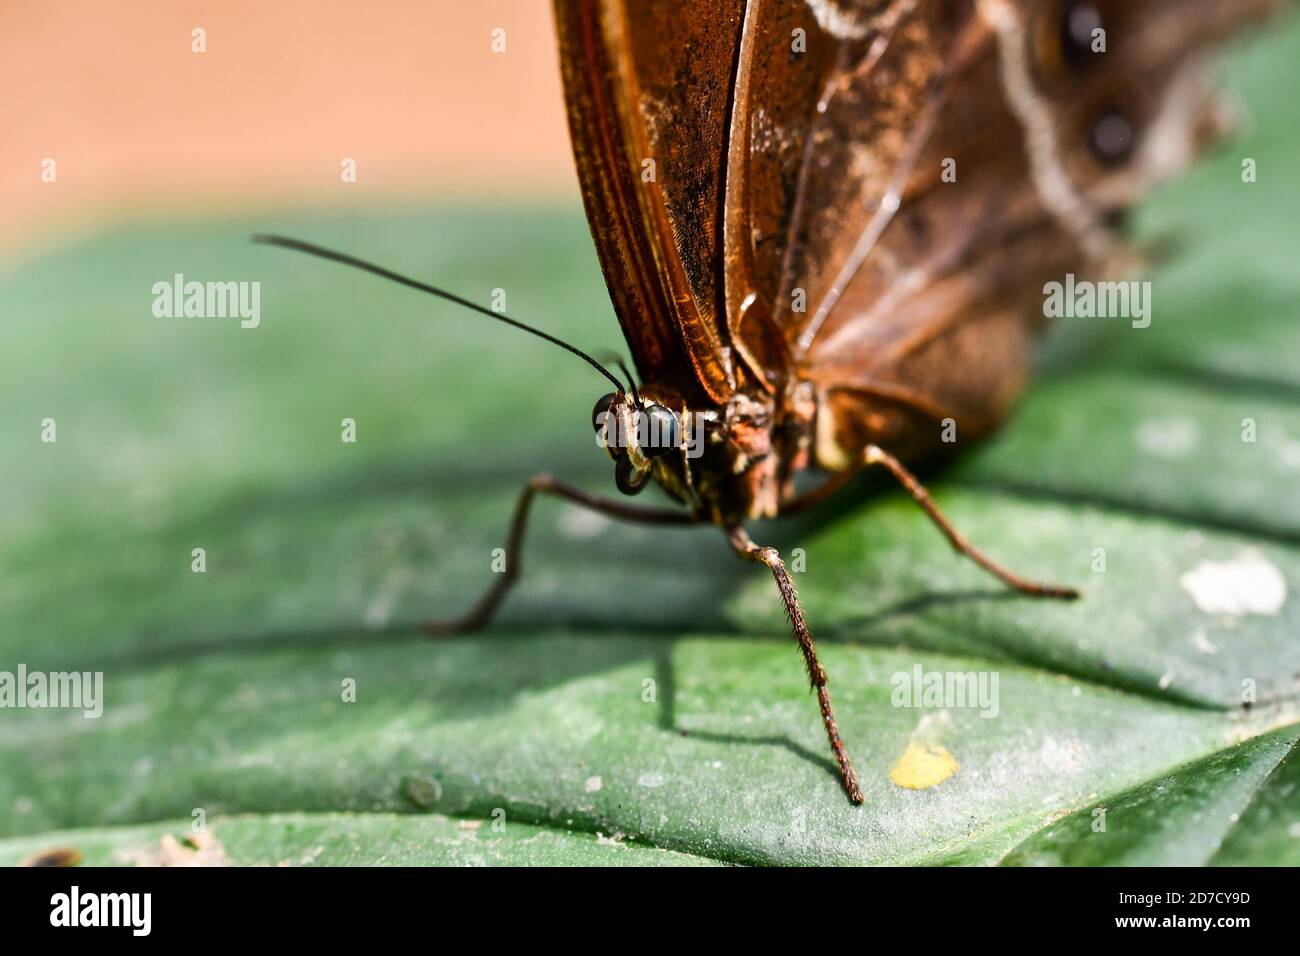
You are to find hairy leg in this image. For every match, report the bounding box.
[728,527,864,805]
[424,472,696,635]
[862,445,1079,599]
[781,445,1078,599]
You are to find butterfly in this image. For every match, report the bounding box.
[258,0,1288,804]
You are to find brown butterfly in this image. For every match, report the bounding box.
[258,0,1287,805]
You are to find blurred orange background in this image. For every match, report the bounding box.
[3,1,576,259]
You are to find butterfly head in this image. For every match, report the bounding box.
[590,388,688,496]
[589,384,789,526]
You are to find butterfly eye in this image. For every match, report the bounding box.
[1061,2,1104,68]
[592,392,618,433]
[640,404,680,458]
[1089,108,1135,166]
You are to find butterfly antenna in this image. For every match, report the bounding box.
[252,234,626,395]
[615,360,641,407]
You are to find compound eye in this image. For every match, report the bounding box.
[640,404,680,458]
[592,393,618,434]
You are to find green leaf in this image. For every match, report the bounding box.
[2,22,1299,865]
[999,726,1300,867]
[0,813,719,867]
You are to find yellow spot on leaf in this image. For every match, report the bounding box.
[889,741,959,789]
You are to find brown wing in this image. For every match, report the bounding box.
[554,0,974,403]
[554,0,746,405]
[774,0,1284,463]
[556,0,1286,429]
[722,0,975,379]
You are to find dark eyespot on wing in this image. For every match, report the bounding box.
[1089,108,1136,165]
[1061,2,1104,68]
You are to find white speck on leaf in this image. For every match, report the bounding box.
[1179,550,1287,617]
[1136,417,1199,459]
[637,772,667,789]
[117,831,230,867]
[1038,736,1085,774]
[584,775,602,793]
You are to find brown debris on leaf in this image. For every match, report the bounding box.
[21,847,82,867]
[117,829,231,867]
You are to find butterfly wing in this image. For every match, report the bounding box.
[722,1,974,378]
[556,0,1286,457]
[554,0,746,405]
[554,0,977,404]
[716,0,1287,466]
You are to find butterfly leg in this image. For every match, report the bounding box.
[863,445,1079,599]
[728,527,864,805]
[424,472,696,635]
